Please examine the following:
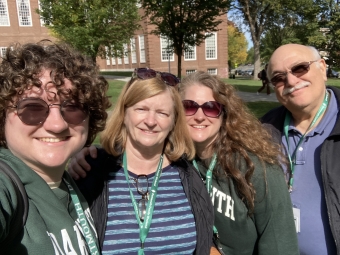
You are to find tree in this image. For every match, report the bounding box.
[229,0,316,79]
[38,0,140,63]
[140,0,229,78]
[246,47,254,64]
[228,25,248,68]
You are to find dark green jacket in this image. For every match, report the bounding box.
[0,148,98,254]
[195,154,299,255]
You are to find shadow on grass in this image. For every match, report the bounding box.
[246,101,281,118]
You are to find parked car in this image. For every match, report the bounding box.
[327,69,340,78]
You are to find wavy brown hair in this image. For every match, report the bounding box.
[178,71,282,214]
[0,40,111,146]
[101,76,195,161]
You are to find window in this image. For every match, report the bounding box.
[184,45,196,61]
[123,44,129,64]
[16,0,32,26]
[160,37,174,62]
[110,45,116,65]
[105,47,110,65]
[0,47,6,58]
[117,57,122,65]
[205,33,217,60]
[186,70,196,75]
[207,68,217,75]
[0,0,10,26]
[130,38,137,64]
[139,35,146,63]
[38,0,44,26]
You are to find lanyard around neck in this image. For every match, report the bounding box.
[192,153,218,235]
[284,91,329,192]
[123,151,163,255]
[64,179,100,255]
[192,153,217,194]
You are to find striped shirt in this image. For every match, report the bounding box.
[102,164,197,254]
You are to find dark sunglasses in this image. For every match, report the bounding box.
[133,68,180,86]
[182,100,223,118]
[270,60,318,87]
[9,97,88,126]
[130,174,149,222]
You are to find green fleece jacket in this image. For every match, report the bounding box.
[0,148,99,254]
[195,154,299,255]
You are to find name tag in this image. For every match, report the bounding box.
[293,207,300,233]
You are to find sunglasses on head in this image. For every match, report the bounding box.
[133,68,180,86]
[270,60,318,87]
[9,97,88,126]
[182,100,223,118]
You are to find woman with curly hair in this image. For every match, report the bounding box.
[178,71,298,255]
[0,40,111,254]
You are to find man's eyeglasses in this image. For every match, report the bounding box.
[270,60,318,87]
[131,174,149,222]
[182,100,223,118]
[8,97,88,126]
[132,68,180,87]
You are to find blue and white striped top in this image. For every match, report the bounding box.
[102,164,197,254]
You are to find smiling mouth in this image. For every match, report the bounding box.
[192,125,207,129]
[38,137,67,143]
[141,129,158,134]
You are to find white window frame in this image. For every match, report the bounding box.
[123,44,129,64]
[207,68,217,75]
[38,0,45,26]
[117,57,122,65]
[0,47,7,58]
[0,0,10,26]
[205,32,217,60]
[105,47,110,65]
[139,35,146,63]
[184,44,196,61]
[160,37,174,62]
[130,38,137,64]
[186,70,196,75]
[16,0,32,27]
[111,45,116,65]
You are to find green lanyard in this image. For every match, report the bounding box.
[64,179,100,255]
[192,154,218,235]
[123,151,163,255]
[284,91,329,192]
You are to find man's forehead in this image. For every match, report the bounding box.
[269,45,312,69]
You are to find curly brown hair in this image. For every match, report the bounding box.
[0,40,111,146]
[178,71,282,214]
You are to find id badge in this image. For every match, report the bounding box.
[292,206,300,233]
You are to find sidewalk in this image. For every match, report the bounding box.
[104,75,279,103]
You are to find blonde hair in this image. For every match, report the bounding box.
[101,77,195,161]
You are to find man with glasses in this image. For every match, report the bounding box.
[260,43,340,255]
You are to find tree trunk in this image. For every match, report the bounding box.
[177,52,182,79]
[253,40,261,80]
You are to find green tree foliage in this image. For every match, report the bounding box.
[140,0,229,78]
[38,0,140,63]
[228,25,247,68]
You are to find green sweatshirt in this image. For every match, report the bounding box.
[195,154,299,255]
[0,148,99,254]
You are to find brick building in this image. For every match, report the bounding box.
[0,0,229,77]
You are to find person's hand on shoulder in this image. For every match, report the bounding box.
[68,145,97,180]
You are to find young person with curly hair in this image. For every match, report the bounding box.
[0,40,111,254]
